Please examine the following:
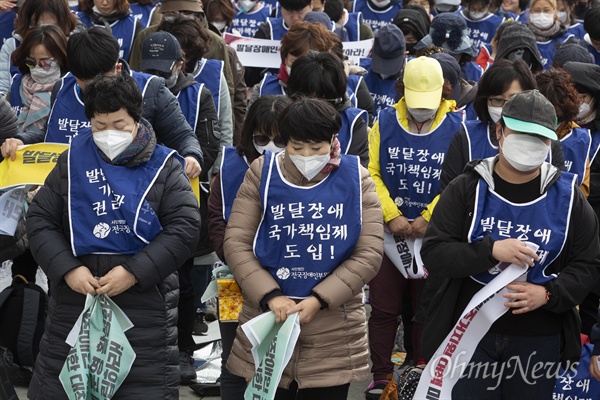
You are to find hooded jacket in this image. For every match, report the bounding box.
[421,157,600,365]
[495,23,544,72]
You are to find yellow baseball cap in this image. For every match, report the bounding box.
[403,56,444,110]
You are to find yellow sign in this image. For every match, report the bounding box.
[0,143,200,204]
[0,143,68,189]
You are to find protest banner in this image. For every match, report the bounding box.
[60,294,135,400]
[242,311,300,400]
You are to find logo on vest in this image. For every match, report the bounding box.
[276,267,290,280]
[394,197,404,207]
[93,222,111,239]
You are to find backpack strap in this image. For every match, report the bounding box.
[0,287,15,311]
[17,288,41,367]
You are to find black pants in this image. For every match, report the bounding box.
[275,381,350,400]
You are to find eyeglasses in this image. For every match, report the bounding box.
[488,97,509,107]
[25,57,56,70]
[253,134,285,148]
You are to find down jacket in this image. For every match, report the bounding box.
[26,121,200,399]
[223,152,384,389]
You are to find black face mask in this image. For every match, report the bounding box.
[405,42,417,55]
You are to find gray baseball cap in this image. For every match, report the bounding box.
[501,90,558,140]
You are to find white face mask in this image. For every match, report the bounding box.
[557,10,568,23]
[164,72,178,89]
[407,107,437,122]
[254,141,284,154]
[239,0,257,12]
[487,105,503,124]
[500,130,550,172]
[529,12,555,29]
[469,9,488,20]
[29,61,61,84]
[212,21,227,32]
[288,153,331,180]
[285,65,291,76]
[93,124,136,161]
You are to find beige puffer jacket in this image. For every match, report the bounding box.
[224,152,384,389]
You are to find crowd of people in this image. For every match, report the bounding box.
[1,0,600,398]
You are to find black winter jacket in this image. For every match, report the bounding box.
[17,61,204,166]
[421,158,600,365]
[26,121,200,399]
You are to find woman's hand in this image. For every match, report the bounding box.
[1,138,24,161]
[410,216,429,238]
[492,239,539,268]
[267,295,296,323]
[0,0,16,12]
[65,266,98,295]
[287,296,321,325]
[96,265,137,297]
[503,281,547,314]
[388,215,413,238]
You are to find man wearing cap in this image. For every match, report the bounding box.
[421,90,600,397]
[360,24,405,116]
[365,56,464,398]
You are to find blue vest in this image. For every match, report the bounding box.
[469,171,576,285]
[460,11,504,49]
[464,120,498,160]
[266,17,289,40]
[220,146,250,222]
[193,59,224,118]
[587,44,600,65]
[360,58,398,116]
[560,127,591,186]
[8,73,24,118]
[230,4,271,37]
[258,74,285,96]
[129,3,158,28]
[176,82,204,132]
[340,107,368,154]
[254,151,362,298]
[460,102,477,121]
[0,11,16,45]
[566,22,586,41]
[553,344,600,399]
[590,129,600,163]
[46,72,155,143]
[461,61,483,82]
[346,74,362,108]
[537,32,574,70]
[344,12,362,41]
[77,13,137,61]
[379,109,462,219]
[352,0,401,33]
[67,130,179,256]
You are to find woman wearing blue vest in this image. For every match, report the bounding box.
[207,95,291,400]
[0,0,78,95]
[366,56,463,397]
[527,0,574,69]
[223,97,384,399]
[8,25,67,139]
[77,0,142,62]
[286,51,370,167]
[129,0,160,28]
[536,68,591,196]
[421,89,600,398]
[230,0,271,37]
[25,73,200,399]
[459,0,505,50]
[440,59,565,191]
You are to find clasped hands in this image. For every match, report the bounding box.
[388,215,428,238]
[267,295,321,325]
[64,265,137,297]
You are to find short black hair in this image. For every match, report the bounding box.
[584,7,600,41]
[67,28,120,80]
[324,0,344,22]
[84,74,143,122]
[279,97,342,144]
[237,95,292,157]
[473,59,536,124]
[286,51,347,106]
[279,0,311,12]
